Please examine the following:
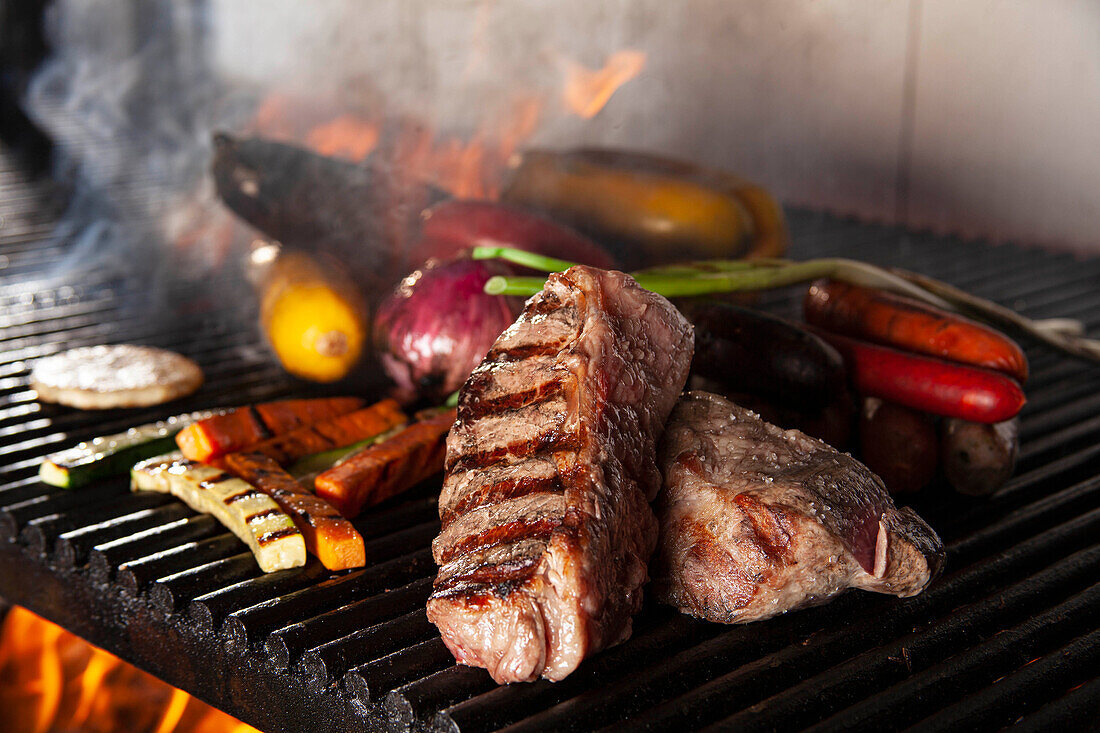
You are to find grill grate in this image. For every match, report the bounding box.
[1,147,1099,730]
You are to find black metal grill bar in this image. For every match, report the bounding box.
[53,501,198,569]
[345,638,457,711]
[87,514,221,583]
[219,544,436,653]
[300,608,437,692]
[717,579,1100,732]
[20,490,177,556]
[815,602,1100,732]
[1009,676,1100,732]
[267,578,433,672]
[147,551,264,613]
[116,533,244,596]
[231,547,432,652]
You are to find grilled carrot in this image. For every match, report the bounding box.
[223,452,365,570]
[315,408,456,518]
[239,399,407,467]
[817,330,1025,424]
[804,279,1029,382]
[176,397,365,462]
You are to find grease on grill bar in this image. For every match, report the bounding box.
[1,167,1099,731]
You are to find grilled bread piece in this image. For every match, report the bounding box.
[427,266,693,684]
[32,345,203,409]
[654,391,944,624]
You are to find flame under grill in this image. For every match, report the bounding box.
[2,146,1100,732]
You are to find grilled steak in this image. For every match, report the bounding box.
[654,391,944,624]
[427,266,694,683]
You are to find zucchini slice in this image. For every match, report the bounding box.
[40,410,221,489]
[132,452,306,573]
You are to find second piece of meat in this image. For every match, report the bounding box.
[654,391,944,624]
[428,266,694,684]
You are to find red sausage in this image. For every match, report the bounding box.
[805,279,1028,382]
[815,330,1026,424]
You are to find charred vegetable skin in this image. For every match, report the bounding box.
[859,398,939,494]
[212,133,444,289]
[941,418,1019,496]
[688,303,854,447]
[805,279,1028,382]
[315,408,455,519]
[689,303,849,410]
[817,330,1026,424]
[224,452,365,570]
[176,397,366,463]
[237,400,407,468]
[502,148,788,267]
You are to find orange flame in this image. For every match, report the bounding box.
[0,607,259,733]
[305,114,381,162]
[388,97,542,199]
[240,47,644,206]
[562,50,646,119]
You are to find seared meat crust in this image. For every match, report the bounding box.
[428,266,693,683]
[654,391,944,624]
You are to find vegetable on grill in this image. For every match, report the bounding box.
[687,302,849,411]
[501,148,788,267]
[286,424,404,482]
[260,250,369,383]
[223,452,365,570]
[315,408,456,518]
[374,258,521,402]
[40,409,220,489]
[816,330,1026,424]
[175,397,366,463]
[472,247,1100,368]
[131,452,306,573]
[804,279,1029,382]
[236,399,407,467]
[413,200,616,269]
[941,418,1019,496]
[858,398,939,494]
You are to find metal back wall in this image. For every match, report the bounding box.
[2,146,1100,731]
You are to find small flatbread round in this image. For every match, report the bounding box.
[31,345,204,410]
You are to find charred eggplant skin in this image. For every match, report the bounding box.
[687,303,848,411]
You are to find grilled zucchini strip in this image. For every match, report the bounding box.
[132,452,306,572]
[40,410,220,489]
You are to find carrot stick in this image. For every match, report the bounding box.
[223,452,365,570]
[315,409,456,518]
[176,397,365,462]
[237,399,407,467]
[805,279,1028,382]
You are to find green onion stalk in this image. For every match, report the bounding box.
[470,246,1100,364]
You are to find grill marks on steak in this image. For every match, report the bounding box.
[428,266,693,683]
[654,391,945,625]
